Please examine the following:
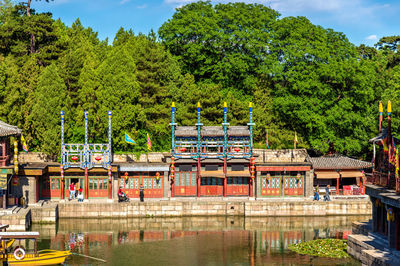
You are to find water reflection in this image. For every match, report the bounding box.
[32,216,370,265]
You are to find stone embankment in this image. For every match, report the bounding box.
[57,199,371,218]
[348,221,400,266]
[0,199,371,229]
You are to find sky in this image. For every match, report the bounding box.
[31,0,400,46]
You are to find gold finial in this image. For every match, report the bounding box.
[249,102,253,108]
[379,101,383,113]
[388,100,392,113]
[224,102,227,108]
[197,102,201,108]
[172,102,175,108]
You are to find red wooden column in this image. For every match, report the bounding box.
[85,167,88,199]
[108,165,112,199]
[336,177,339,195]
[35,176,39,203]
[197,159,201,197]
[223,160,227,197]
[249,178,253,197]
[60,165,64,200]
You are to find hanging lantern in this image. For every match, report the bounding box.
[71,156,78,162]
[60,165,64,180]
[12,175,19,186]
[296,173,301,180]
[234,148,241,152]
[95,156,102,161]
[124,172,129,180]
[387,208,395,222]
[108,165,112,181]
[14,140,18,175]
[180,147,187,152]
[267,173,271,182]
[250,157,255,179]
[156,172,160,182]
[170,157,175,180]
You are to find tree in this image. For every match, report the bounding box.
[29,63,69,156]
[159,1,280,94]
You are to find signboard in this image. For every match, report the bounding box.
[0,174,8,190]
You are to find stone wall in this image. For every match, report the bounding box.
[31,203,58,223]
[56,199,371,219]
[0,208,31,230]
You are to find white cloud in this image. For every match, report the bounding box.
[365,35,377,40]
[137,4,147,9]
[120,0,131,5]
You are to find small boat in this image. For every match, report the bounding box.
[0,232,71,265]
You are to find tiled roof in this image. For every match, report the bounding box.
[0,120,21,137]
[309,156,372,170]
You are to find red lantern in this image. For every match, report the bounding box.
[12,176,19,186]
[156,172,160,180]
[124,172,129,180]
[71,156,78,161]
[234,148,241,152]
[180,147,187,152]
[95,156,102,161]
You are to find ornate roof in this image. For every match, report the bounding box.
[0,120,22,137]
[309,155,372,170]
[175,125,250,137]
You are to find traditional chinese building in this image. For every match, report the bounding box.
[310,155,371,195]
[169,102,255,197]
[0,120,22,208]
[255,149,313,198]
[364,101,400,251]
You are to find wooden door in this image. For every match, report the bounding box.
[174,172,197,196]
[88,178,108,198]
[200,177,223,196]
[120,174,140,198]
[284,175,303,196]
[142,175,163,198]
[227,177,249,196]
[262,175,281,196]
[41,176,51,198]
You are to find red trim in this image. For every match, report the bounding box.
[256,166,310,171]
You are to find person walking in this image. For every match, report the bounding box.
[313,186,319,201]
[77,187,83,202]
[139,184,144,202]
[69,182,75,200]
[324,185,331,201]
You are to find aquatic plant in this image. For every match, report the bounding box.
[288,239,350,258]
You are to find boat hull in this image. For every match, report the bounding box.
[4,250,71,265]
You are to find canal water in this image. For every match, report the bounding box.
[32,215,370,265]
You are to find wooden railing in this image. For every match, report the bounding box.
[369,171,400,193]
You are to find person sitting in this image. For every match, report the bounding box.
[77,188,83,202]
[118,188,129,202]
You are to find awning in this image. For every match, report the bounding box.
[340,171,363,178]
[201,171,225,178]
[119,164,170,172]
[226,171,250,177]
[315,171,340,179]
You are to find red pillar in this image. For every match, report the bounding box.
[249,178,253,197]
[197,158,201,197]
[336,177,339,195]
[60,165,64,200]
[223,159,227,197]
[108,166,112,199]
[85,167,88,200]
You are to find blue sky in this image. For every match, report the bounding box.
[31,0,400,46]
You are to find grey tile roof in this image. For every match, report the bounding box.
[0,120,22,137]
[202,126,224,137]
[118,163,170,172]
[227,126,250,137]
[309,156,372,170]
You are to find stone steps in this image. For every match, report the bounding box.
[348,234,400,266]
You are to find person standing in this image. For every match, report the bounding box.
[325,185,331,201]
[77,187,83,202]
[139,184,144,202]
[69,182,75,200]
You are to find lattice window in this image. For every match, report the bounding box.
[144,179,147,188]
[181,172,184,186]
[148,178,152,189]
[262,178,266,188]
[130,179,134,189]
[191,172,196,186]
[134,178,138,189]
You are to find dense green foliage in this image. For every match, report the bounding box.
[0,0,399,158]
[289,239,350,258]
